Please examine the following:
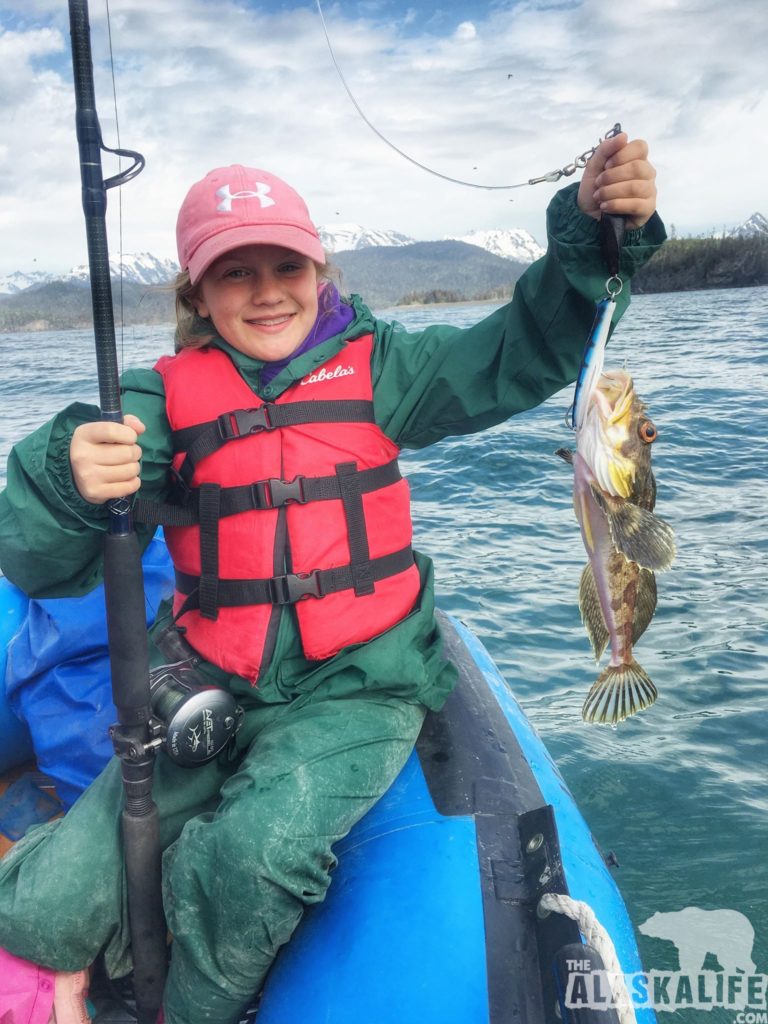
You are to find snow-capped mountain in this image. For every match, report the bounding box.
[730,212,768,239]
[66,252,179,287]
[317,223,415,254]
[0,252,178,296]
[448,228,544,264]
[0,270,55,294]
[316,222,544,263]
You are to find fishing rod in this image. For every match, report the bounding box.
[67,1,166,1020]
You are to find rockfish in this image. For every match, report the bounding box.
[557,369,675,725]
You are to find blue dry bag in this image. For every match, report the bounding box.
[3,534,174,808]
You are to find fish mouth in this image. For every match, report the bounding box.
[581,370,638,498]
[595,370,634,425]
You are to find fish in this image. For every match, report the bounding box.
[557,369,676,725]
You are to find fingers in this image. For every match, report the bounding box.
[71,459,143,504]
[587,132,630,176]
[578,134,657,229]
[593,157,657,227]
[594,152,655,203]
[601,137,649,171]
[74,419,145,446]
[76,462,143,499]
[70,418,146,504]
[124,413,147,435]
[596,156,655,189]
[593,174,656,208]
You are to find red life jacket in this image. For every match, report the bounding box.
[152,334,420,683]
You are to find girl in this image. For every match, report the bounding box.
[0,133,663,1024]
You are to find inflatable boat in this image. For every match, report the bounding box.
[0,541,654,1024]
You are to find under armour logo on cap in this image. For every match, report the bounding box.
[215,183,275,212]
[176,165,325,285]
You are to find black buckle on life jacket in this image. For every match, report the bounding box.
[268,570,323,605]
[252,475,308,509]
[217,406,274,440]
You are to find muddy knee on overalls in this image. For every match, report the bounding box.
[161,804,337,1020]
[165,801,337,935]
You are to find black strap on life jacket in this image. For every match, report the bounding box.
[132,459,402,527]
[197,483,221,620]
[172,399,375,485]
[173,545,415,618]
[335,461,376,596]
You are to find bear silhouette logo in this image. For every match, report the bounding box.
[639,908,756,976]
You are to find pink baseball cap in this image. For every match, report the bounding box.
[176,165,325,284]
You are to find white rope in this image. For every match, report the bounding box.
[539,892,638,1024]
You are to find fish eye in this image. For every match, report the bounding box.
[638,420,657,443]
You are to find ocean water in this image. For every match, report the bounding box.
[1,286,766,1018]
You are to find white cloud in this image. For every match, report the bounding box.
[0,0,766,274]
[454,21,477,40]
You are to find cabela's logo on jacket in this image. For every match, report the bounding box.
[299,365,355,386]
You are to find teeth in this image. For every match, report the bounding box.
[251,315,291,326]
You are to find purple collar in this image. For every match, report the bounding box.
[259,283,355,385]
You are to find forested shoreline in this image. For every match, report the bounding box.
[631,234,768,293]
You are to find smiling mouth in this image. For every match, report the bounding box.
[247,314,295,328]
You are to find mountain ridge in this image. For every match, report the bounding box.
[0,224,543,297]
[0,252,179,296]
[3,212,763,297]
[0,240,526,330]
[318,222,543,265]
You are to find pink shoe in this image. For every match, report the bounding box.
[47,970,91,1024]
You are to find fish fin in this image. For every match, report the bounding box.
[582,660,659,725]
[555,447,574,465]
[633,568,658,645]
[579,563,609,661]
[590,486,676,571]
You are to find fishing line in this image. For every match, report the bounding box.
[104,0,125,368]
[315,0,619,192]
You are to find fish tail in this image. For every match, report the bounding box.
[582,660,658,725]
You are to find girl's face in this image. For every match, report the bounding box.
[194,244,319,361]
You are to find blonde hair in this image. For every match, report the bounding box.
[173,257,340,353]
[173,270,214,352]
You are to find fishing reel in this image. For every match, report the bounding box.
[109,624,246,768]
[148,661,243,768]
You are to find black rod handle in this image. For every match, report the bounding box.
[103,531,152,713]
[122,802,167,1023]
[600,213,626,280]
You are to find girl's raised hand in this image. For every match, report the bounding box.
[70,413,145,504]
[577,132,657,229]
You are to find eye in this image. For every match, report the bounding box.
[638,420,657,443]
[223,267,250,280]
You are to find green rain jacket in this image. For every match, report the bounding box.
[0,185,666,711]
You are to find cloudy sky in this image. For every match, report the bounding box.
[1,0,765,275]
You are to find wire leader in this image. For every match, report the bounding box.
[315,0,621,192]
